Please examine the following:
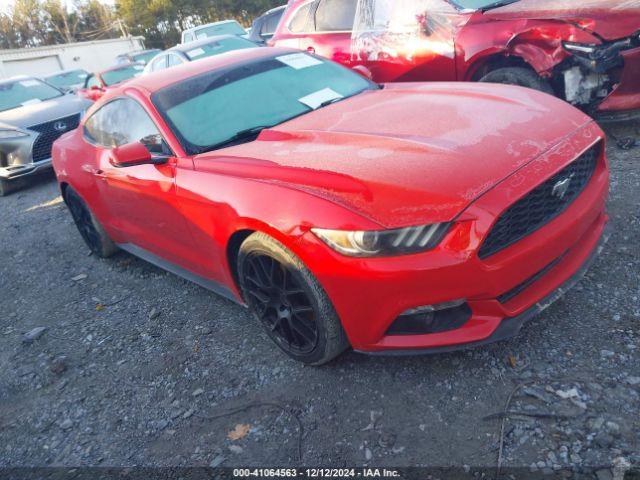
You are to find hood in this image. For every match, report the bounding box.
[485,0,640,40]
[0,94,91,129]
[194,83,591,229]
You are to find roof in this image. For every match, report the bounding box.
[183,19,242,33]
[43,68,88,78]
[123,47,296,94]
[121,49,162,57]
[0,75,34,85]
[264,5,287,14]
[0,36,146,57]
[169,35,245,53]
[96,61,144,75]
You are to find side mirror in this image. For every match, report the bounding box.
[109,142,160,168]
[352,65,373,80]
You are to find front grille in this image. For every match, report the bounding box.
[478,144,599,259]
[29,113,81,163]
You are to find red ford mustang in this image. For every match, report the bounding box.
[271,0,640,120]
[77,62,145,102]
[53,48,609,364]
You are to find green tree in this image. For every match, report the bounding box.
[0,0,118,49]
[116,0,283,49]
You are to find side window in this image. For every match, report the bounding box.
[262,13,280,35]
[167,54,184,67]
[183,32,194,43]
[84,98,170,155]
[151,55,167,72]
[315,0,357,32]
[86,75,101,88]
[288,1,316,33]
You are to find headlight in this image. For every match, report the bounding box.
[312,223,450,257]
[0,129,29,139]
[562,41,597,55]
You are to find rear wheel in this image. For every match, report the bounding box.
[479,67,554,95]
[64,187,118,258]
[0,179,8,197]
[238,232,349,365]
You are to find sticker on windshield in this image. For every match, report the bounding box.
[187,47,205,58]
[78,74,87,78]
[133,65,144,70]
[276,53,322,70]
[20,80,40,87]
[21,99,42,106]
[298,88,343,110]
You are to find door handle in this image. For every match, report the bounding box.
[306,46,315,54]
[90,167,107,180]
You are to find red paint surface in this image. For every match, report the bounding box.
[272,0,640,113]
[53,49,610,352]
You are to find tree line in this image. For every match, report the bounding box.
[0,0,283,50]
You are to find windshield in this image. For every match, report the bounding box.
[449,0,520,9]
[153,53,376,155]
[132,51,160,64]
[45,70,89,90]
[0,78,63,112]
[195,21,247,39]
[101,64,144,86]
[183,37,256,60]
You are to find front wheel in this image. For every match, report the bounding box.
[64,186,118,258]
[479,67,554,95]
[238,232,349,365]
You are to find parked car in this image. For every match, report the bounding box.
[270,0,640,119]
[43,69,90,93]
[249,5,286,44]
[0,76,90,196]
[53,48,609,364]
[181,20,248,44]
[77,63,145,102]
[115,49,162,65]
[143,35,257,75]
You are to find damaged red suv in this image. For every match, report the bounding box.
[53,49,609,364]
[271,0,640,120]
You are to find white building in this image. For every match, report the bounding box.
[0,36,146,79]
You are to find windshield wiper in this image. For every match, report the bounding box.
[205,125,272,152]
[317,97,345,109]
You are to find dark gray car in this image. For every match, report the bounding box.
[249,5,286,44]
[0,76,91,196]
[143,35,257,75]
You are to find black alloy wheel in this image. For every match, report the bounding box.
[64,187,118,258]
[242,253,319,355]
[66,191,102,254]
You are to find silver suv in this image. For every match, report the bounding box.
[0,76,91,196]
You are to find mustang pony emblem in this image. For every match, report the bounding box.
[551,174,575,200]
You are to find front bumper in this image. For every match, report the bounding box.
[0,158,53,181]
[298,122,609,353]
[596,46,640,113]
[362,223,610,356]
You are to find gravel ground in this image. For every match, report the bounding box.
[0,121,638,475]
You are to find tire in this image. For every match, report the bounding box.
[0,179,8,197]
[238,232,350,365]
[64,186,118,258]
[479,67,554,95]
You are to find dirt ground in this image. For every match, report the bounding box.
[0,121,638,476]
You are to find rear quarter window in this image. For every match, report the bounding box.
[289,1,316,33]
